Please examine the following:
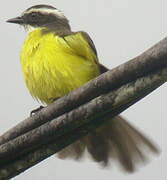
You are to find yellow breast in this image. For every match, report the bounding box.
[20,29,100,104]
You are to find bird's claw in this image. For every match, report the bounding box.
[30,106,44,117]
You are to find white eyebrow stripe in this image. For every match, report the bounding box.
[23,8,65,18]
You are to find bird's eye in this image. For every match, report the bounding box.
[31,13,38,18]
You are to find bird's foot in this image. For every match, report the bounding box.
[30,106,45,117]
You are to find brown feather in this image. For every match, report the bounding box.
[57,116,159,172]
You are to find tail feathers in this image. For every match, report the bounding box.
[85,131,110,165]
[58,140,86,160]
[57,116,159,172]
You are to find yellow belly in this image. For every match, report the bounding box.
[20,29,100,104]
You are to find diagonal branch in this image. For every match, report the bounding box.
[1,36,167,146]
[0,37,167,179]
[0,67,166,179]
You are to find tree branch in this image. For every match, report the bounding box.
[0,67,166,179]
[1,36,167,146]
[0,37,167,179]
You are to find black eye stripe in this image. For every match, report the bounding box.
[31,12,38,17]
[25,12,43,18]
[25,12,58,19]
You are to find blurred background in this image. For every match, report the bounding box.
[0,0,167,179]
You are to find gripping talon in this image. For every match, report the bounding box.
[30,106,44,116]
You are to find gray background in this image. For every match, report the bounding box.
[0,0,167,179]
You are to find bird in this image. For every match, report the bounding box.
[7,4,159,172]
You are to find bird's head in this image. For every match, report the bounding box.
[7,4,71,33]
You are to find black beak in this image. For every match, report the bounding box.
[6,16,24,24]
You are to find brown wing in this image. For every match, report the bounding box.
[80,31,109,74]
